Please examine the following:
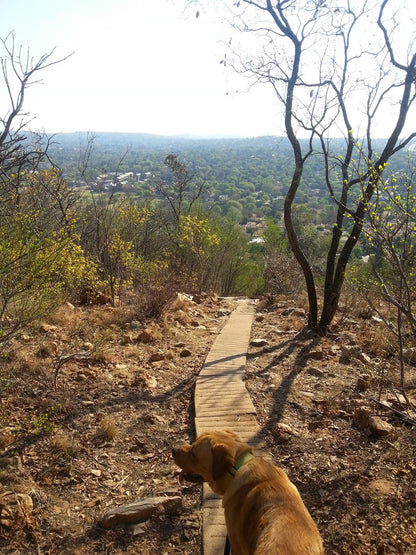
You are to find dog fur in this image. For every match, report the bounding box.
[172,430,324,555]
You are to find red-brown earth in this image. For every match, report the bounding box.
[1,293,415,554]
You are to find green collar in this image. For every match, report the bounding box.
[217,451,255,493]
[228,451,255,477]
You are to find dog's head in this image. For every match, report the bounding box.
[172,430,252,495]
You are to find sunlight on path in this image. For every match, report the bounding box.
[194,299,266,555]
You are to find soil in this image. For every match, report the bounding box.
[1,293,416,554]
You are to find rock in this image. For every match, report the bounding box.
[145,376,158,388]
[39,322,57,333]
[353,407,393,438]
[180,348,192,358]
[307,366,324,377]
[358,352,372,365]
[215,310,230,318]
[368,416,393,438]
[273,423,298,443]
[137,328,161,343]
[358,307,373,319]
[250,338,268,347]
[340,345,361,364]
[101,496,181,528]
[356,374,370,391]
[255,314,265,322]
[121,333,135,345]
[304,348,324,361]
[281,307,307,318]
[353,406,372,429]
[148,352,165,363]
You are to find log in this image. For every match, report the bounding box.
[101,496,181,529]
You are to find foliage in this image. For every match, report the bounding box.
[349,162,416,386]
[178,210,221,293]
[0,168,101,350]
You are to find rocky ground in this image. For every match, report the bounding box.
[1,293,416,554]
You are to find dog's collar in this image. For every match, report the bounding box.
[228,451,255,477]
[217,451,255,493]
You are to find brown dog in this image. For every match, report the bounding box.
[172,430,324,555]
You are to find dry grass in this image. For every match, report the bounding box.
[53,431,80,456]
[98,415,117,441]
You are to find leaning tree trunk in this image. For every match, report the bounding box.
[281,26,319,328]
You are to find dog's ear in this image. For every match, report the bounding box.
[212,443,234,480]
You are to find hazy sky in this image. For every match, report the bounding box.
[0,0,280,137]
[1,0,415,138]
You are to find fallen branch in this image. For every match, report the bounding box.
[372,398,416,427]
[52,351,92,390]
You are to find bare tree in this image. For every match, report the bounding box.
[0,32,72,179]
[190,0,416,333]
[156,154,207,236]
[0,34,72,350]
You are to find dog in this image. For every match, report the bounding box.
[172,430,324,554]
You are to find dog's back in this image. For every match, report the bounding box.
[222,457,324,555]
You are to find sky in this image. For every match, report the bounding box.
[0,0,415,138]
[0,0,280,137]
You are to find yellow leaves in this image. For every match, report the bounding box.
[178,214,220,255]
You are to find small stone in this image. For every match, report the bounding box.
[356,374,370,391]
[307,366,324,377]
[368,416,394,439]
[148,352,165,363]
[39,322,57,333]
[340,345,361,364]
[358,307,373,319]
[273,423,298,443]
[137,328,161,343]
[304,348,324,361]
[250,338,268,347]
[353,407,372,430]
[359,352,372,365]
[180,349,192,358]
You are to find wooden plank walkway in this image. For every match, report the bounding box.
[194,299,266,555]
